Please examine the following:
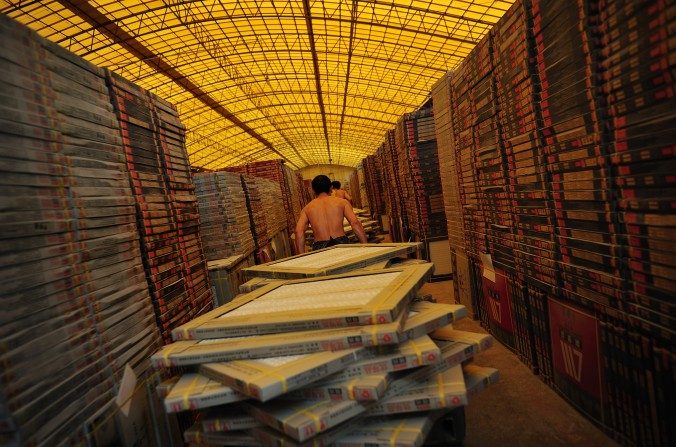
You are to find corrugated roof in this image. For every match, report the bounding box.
[2,0,514,168]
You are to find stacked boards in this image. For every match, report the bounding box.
[0,15,162,444]
[224,160,305,237]
[109,72,213,344]
[361,154,386,220]
[429,0,675,445]
[152,247,500,446]
[194,172,256,261]
[400,105,449,241]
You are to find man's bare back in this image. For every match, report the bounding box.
[303,195,350,241]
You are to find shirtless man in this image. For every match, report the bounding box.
[331,180,352,205]
[295,175,367,254]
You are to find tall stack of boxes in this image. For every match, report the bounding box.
[425,0,675,445]
[109,73,213,344]
[1,16,164,444]
[194,171,256,261]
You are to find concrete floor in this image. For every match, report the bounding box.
[419,280,619,447]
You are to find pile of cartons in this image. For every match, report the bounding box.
[256,177,288,237]
[426,0,675,445]
[194,171,256,261]
[224,160,303,235]
[361,154,386,219]
[109,72,213,345]
[151,245,500,446]
[241,175,270,249]
[0,15,162,444]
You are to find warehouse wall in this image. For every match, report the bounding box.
[299,164,356,193]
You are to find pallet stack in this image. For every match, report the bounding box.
[348,166,363,210]
[108,72,213,344]
[194,172,256,261]
[1,16,162,444]
[151,255,500,447]
[429,0,675,445]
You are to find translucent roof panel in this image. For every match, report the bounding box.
[2,0,514,169]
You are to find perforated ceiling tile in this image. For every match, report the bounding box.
[2,0,514,168]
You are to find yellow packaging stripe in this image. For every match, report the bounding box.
[407,338,424,364]
[436,374,447,406]
[370,270,412,323]
[389,421,407,447]
[282,401,326,434]
[182,375,201,410]
[347,378,359,400]
[370,325,379,345]
[215,418,223,431]
[161,344,181,364]
[246,365,289,394]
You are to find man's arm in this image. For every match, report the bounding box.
[344,202,368,244]
[344,190,353,205]
[295,209,310,254]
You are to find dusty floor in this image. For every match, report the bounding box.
[419,280,619,447]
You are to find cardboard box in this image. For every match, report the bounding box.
[153,311,405,368]
[334,413,438,447]
[284,374,389,402]
[199,348,365,401]
[402,302,467,340]
[163,373,247,413]
[201,406,261,432]
[367,366,467,416]
[327,335,441,381]
[184,423,261,446]
[464,364,500,398]
[243,243,422,279]
[244,398,368,443]
[172,265,432,340]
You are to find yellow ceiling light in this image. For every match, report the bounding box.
[2,0,514,168]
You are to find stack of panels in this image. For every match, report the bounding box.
[395,118,418,240]
[194,172,256,261]
[532,0,623,310]
[241,175,270,249]
[150,91,213,332]
[151,263,500,447]
[379,132,405,241]
[108,72,212,344]
[432,74,465,252]
[493,0,557,293]
[0,16,161,444]
[283,165,303,228]
[598,1,675,445]
[602,0,675,330]
[348,167,362,210]
[362,154,385,218]
[256,177,288,237]
[235,160,297,235]
[468,34,515,273]
[450,69,485,258]
[408,109,448,240]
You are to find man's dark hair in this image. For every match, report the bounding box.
[332,180,341,189]
[312,175,332,195]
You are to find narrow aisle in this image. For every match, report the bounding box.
[420,281,618,447]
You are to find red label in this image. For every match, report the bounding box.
[548,299,602,399]
[482,268,514,332]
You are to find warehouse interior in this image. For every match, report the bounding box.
[1,0,673,446]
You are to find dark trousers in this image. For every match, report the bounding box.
[311,235,350,251]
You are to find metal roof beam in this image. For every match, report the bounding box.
[302,0,332,164]
[339,0,357,143]
[56,0,300,169]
